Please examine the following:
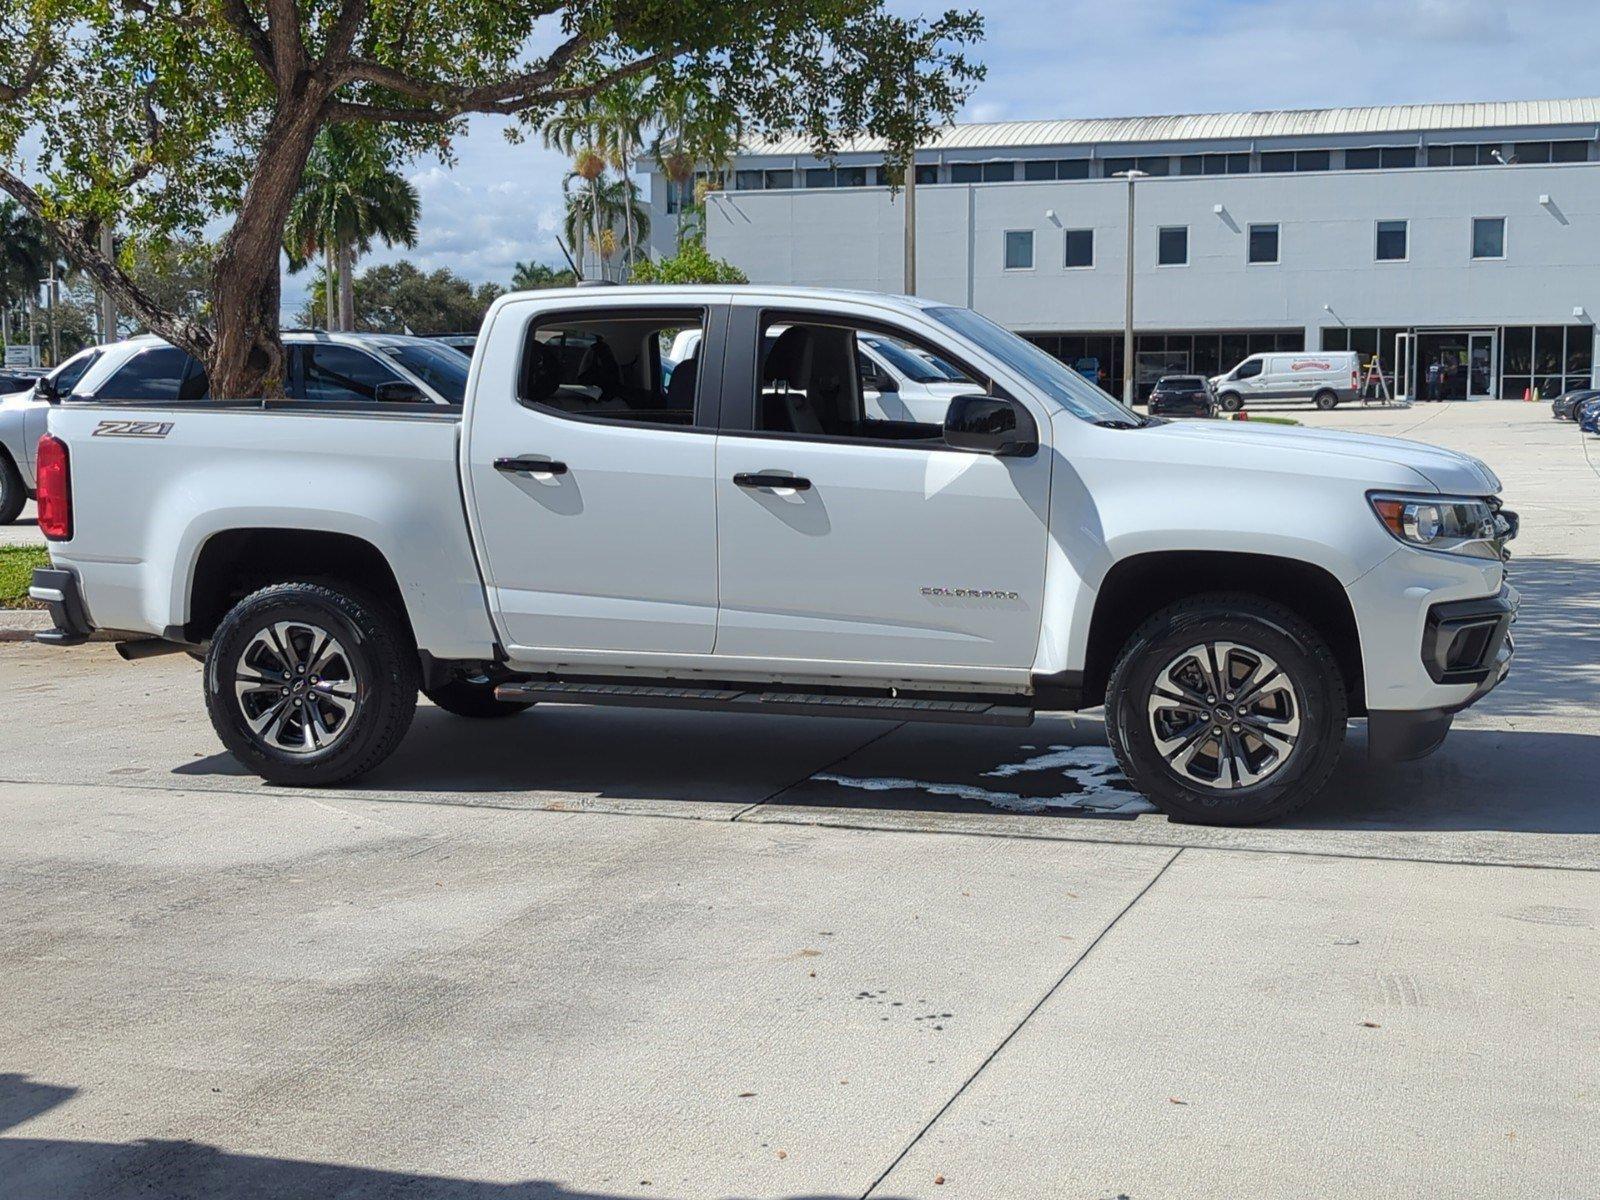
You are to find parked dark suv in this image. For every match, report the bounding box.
[1148,375,1218,418]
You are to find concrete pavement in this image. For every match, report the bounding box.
[2,400,1597,1197]
[0,499,41,547]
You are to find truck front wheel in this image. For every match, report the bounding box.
[204,582,418,786]
[1218,392,1243,412]
[1105,595,1347,825]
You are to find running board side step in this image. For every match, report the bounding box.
[494,680,1034,727]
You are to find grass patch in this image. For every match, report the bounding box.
[1237,415,1301,426]
[0,545,49,609]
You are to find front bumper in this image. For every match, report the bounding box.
[1368,583,1516,762]
[28,567,95,647]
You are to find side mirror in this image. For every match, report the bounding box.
[943,394,1038,456]
[35,376,60,404]
[374,380,427,404]
[866,373,898,394]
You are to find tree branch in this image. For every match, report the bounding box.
[326,0,369,61]
[263,0,308,85]
[214,0,277,79]
[0,32,50,103]
[0,166,212,360]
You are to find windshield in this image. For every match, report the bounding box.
[860,335,947,384]
[919,352,971,382]
[376,341,469,404]
[926,306,1136,423]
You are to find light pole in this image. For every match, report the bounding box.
[1115,168,1148,406]
[903,158,918,295]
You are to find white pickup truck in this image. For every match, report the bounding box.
[30,286,1518,825]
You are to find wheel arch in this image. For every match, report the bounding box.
[183,528,412,645]
[1080,550,1365,714]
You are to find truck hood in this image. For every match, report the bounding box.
[1116,417,1502,494]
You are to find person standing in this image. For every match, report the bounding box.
[1426,358,1442,402]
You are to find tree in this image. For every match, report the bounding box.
[651,81,744,248]
[298,261,500,334]
[509,261,576,291]
[596,78,651,274]
[1,3,983,397]
[630,238,746,285]
[0,199,53,351]
[284,126,420,331]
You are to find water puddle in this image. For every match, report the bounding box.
[815,744,1155,815]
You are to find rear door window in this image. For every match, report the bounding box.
[303,345,406,401]
[96,346,195,401]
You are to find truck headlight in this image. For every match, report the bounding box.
[1370,494,1502,559]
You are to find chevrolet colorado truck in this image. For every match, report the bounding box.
[29,286,1518,825]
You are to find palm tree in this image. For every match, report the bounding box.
[284,127,420,331]
[0,200,53,354]
[593,176,650,280]
[543,97,612,280]
[510,261,576,290]
[651,83,743,249]
[596,79,651,275]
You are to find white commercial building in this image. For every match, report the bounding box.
[647,98,1600,402]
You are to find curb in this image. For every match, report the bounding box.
[0,609,118,644]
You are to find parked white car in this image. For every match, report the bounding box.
[0,332,468,524]
[1212,350,1361,411]
[32,287,1517,826]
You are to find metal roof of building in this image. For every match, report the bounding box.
[744,97,1600,157]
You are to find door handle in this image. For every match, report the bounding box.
[495,456,568,476]
[734,472,811,491]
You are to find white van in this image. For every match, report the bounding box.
[1211,351,1360,411]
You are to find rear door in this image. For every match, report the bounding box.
[712,300,1052,673]
[463,300,725,658]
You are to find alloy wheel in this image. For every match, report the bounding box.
[1145,641,1302,789]
[232,621,360,755]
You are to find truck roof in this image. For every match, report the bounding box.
[496,284,946,313]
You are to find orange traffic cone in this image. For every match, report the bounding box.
[1523,387,1531,401]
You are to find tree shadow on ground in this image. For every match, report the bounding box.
[1,1074,897,1200]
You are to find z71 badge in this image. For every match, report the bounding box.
[92,419,175,439]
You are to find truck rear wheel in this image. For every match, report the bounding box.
[1314,389,1339,410]
[1104,594,1347,825]
[0,452,24,525]
[423,676,533,719]
[204,581,418,786]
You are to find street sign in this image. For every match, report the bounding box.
[3,344,40,368]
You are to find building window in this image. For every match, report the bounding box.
[1375,220,1408,261]
[1179,152,1251,176]
[1472,217,1506,259]
[735,170,764,190]
[951,161,1016,183]
[804,167,836,188]
[1348,147,1418,169]
[1247,223,1279,264]
[1261,149,1331,173]
[1063,229,1094,268]
[1513,140,1590,164]
[1023,159,1090,181]
[1427,143,1502,167]
[1004,230,1034,270]
[1157,226,1188,266]
[1103,155,1170,178]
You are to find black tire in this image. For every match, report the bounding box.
[0,452,25,526]
[1218,392,1243,412]
[204,581,418,786]
[1105,594,1347,826]
[423,677,533,719]
[1313,389,1339,411]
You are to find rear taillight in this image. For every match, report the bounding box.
[36,434,71,541]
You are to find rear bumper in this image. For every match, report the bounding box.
[1368,584,1516,762]
[28,567,95,646]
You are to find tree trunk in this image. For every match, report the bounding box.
[589,177,603,281]
[208,90,329,398]
[325,245,337,330]
[621,152,637,278]
[337,241,355,332]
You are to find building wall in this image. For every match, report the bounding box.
[701,162,1600,360]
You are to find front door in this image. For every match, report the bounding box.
[712,303,1052,673]
[463,303,723,658]
[1468,332,1495,398]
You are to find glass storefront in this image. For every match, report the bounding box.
[1027,329,1303,400]
[1322,324,1594,400]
